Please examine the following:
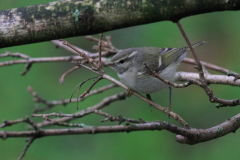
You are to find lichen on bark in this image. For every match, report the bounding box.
[0,0,240,48]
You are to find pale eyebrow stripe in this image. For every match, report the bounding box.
[127,51,138,58]
[113,51,138,63]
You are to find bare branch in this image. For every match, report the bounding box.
[32,112,81,118]
[28,84,117,113]
[2,113,240,145]
[1,116,40,132]
[183,57,240,81]
[51,122,89,128]
[95,110,148,124]
[32,92,126,120]
[1,118,27,128]
[34,92,127,128]
[0,51,30,59]
[51,40,91,55]
[0,55,83,67]
[175,72,240,87]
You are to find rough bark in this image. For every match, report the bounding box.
[0,0,240,49]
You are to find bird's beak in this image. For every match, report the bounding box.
[103,62,115,67]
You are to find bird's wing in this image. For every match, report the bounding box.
[155,47,188,73]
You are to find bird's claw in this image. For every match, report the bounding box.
[164,105,171,118]
[127,89,133,97]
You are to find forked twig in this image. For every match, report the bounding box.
[69,77,99,109]
[80,76,103,98]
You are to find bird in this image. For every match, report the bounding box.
[104,41,206,113]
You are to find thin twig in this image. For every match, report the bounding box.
[98,33,103,68]
[52,40,114,56]
[51,40,92,55]
[106,36,116,50]
[80,76,102,98]
[60,39,98,67]
[69,77,98,102]
[95,110,148,124]
[21,62,33,75]
[92,45,117,53]
[74,61,101,75]
[0,56,84,67]
[144,62,192,88]
[59,66,80,84]
[86,36,109,47]
[17,137,35,160]
[176,21,204,78]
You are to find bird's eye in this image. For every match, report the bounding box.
[119,60,125,64]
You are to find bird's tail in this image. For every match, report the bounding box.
[188,41,207,50]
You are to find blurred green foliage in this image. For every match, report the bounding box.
[1,0,240,160]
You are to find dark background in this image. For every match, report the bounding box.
[1,0,240,159]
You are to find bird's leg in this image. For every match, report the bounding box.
[146,94,153,112]
[164,86,172,117]
[126,88,133,97]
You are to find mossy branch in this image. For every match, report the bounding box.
[0,0,240,49]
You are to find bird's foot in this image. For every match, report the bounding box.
[163,105,171,118]
[126,88,134,97]
[146,94,153,112]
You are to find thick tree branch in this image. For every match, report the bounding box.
[1,0,240,48]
